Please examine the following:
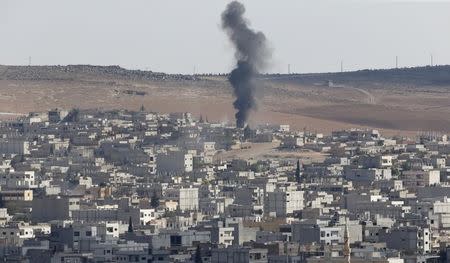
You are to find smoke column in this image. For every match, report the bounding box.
[221,1,271,128]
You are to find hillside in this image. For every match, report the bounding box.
[3,64,450,85]
[0,64,199,82]
[265,65,450,87]
[0,64,449,135]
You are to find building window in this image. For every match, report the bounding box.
[74,231,80,237]
[86,231,92,237]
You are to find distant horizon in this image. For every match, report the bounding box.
[1,62,447,76]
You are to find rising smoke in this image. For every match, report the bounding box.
[221,1,271,128]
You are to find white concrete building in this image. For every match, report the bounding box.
[179,188,199,211]
[0,208,11,226]
[139,209,156,226]
[213,226,234,247]
[319,226,341,245]
[78,176,93,188]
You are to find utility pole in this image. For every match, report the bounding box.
[430,54,434,67]
[288,64,291,74]
[340,60,343,73]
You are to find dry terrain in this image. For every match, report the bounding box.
[1,65,450,137]
[214,141,328,163]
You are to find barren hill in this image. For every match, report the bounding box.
[268,65,450,86]
[1,64,450,136]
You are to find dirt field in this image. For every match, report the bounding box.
[214,141,327,168]
[1,65,450,137]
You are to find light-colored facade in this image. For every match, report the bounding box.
[179,188,199,211]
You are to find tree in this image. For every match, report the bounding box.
[128,216,133,233]
[150,191,160,209]
[295,159,301,183]
[391,167,400,177]
[194,245,202,263]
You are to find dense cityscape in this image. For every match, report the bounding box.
[3,0,450,262]
[0,108,446,262]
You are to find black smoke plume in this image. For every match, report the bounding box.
[221,1,271,128]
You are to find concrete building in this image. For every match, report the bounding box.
[179,187,199,211]
[0,139,30,155]
[402,170,440,190]
[380,226,430,254]
[31,196,79,222]
[211,247,268,263]
[157,151,193,174]
[0,171,36,189]
[265,189,304,217]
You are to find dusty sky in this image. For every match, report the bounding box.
[1,0,450,74]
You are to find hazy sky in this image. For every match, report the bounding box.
[1,0,450,74]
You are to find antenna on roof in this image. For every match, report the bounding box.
[340,60,344,73]
[395,56,398,69]
[288,64,291,74]
[28,56,31,66]
[430,54,434,67]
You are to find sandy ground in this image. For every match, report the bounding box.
[214,141,327,164]
[0,75,448,138]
